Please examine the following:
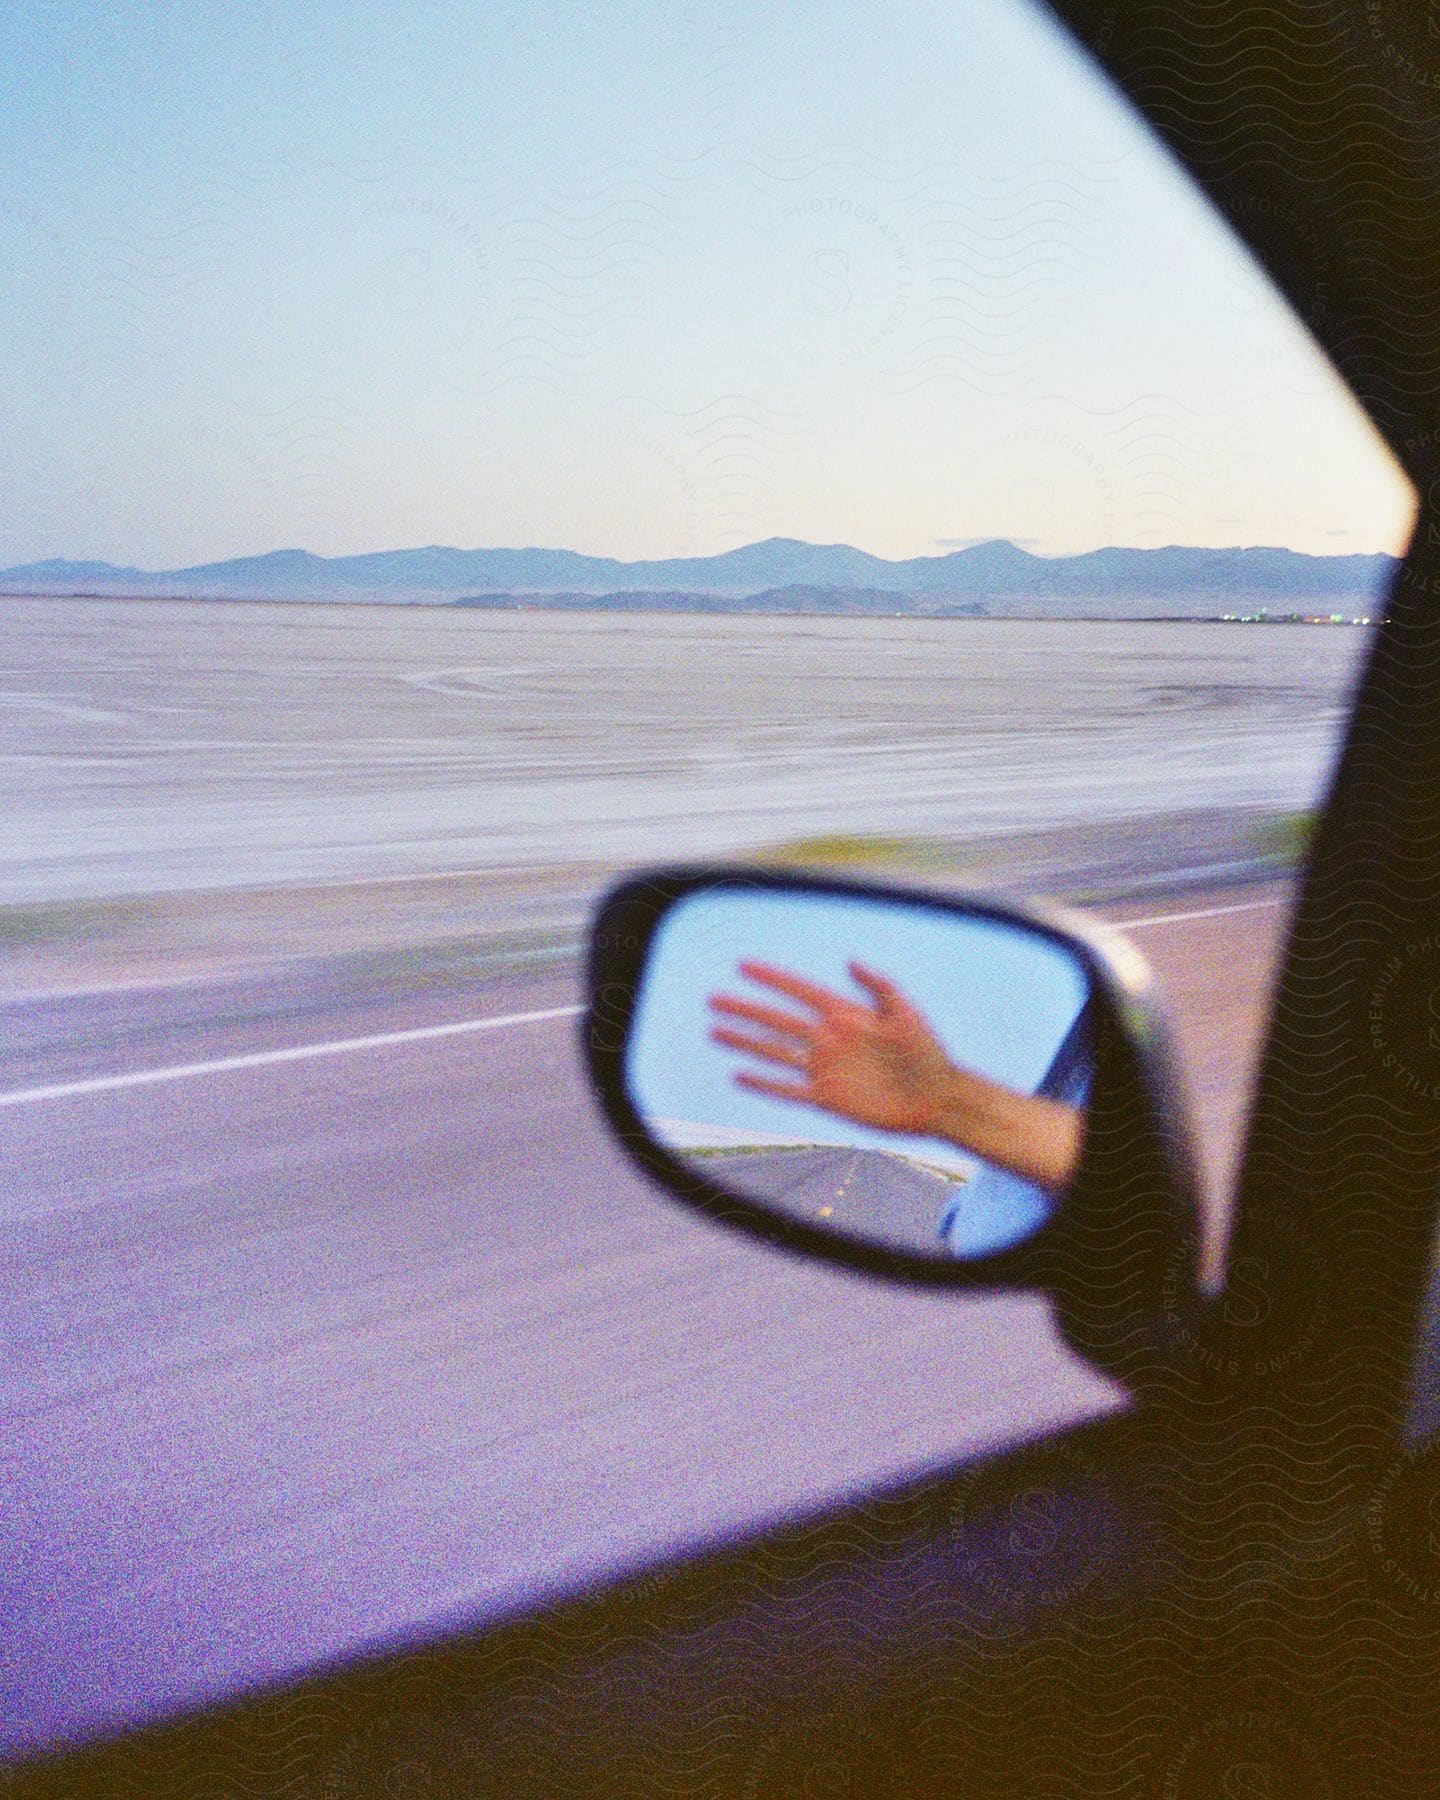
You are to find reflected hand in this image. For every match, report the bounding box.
[706,959,1084,1195]
[708,958,956,1137]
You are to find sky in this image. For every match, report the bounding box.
[629,886,1090,1166]
[0,0,1417,568]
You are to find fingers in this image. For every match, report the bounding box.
[846,960,902,1010]
[710,1025,810,1072]
[734,1071,812,1104]
[849,962,932,1035]
[707,993,811,1041]
[732,957,908,1026]
[736,959,842,1016]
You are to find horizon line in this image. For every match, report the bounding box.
[0,535,1403,574]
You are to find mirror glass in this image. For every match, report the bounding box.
[625,886,1096,1262]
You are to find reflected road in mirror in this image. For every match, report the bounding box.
[627,885,1095,1262]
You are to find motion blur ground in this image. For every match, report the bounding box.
[0,869,1286,1754]
[0,598,1367,904]
[1,604,1294,1749]
[0,597,1333,1752]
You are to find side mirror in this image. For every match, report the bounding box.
[583,866,1205,1386]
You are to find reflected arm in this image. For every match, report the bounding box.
[925,1064,1084,1196]
[708,959,1085,1196]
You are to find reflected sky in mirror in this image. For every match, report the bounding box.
[626,888,1091,1256]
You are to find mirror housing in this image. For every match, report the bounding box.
[583,866,1205,1387]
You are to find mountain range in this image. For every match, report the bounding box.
[0,538,1396,618]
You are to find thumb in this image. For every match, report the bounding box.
[848,960,901,1013]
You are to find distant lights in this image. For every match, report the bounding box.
[1218,609,1371,624]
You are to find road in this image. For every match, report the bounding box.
[687,1144,969,1255]
[0,880,1291,1759]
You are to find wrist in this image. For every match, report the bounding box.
[928,1067,1083,1195]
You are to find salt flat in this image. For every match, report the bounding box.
[0,597,1371,904]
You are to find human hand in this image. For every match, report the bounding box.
[707,958,958,1137]
[706,958,1084,1194]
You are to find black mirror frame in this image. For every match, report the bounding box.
[582,863,1204,1315]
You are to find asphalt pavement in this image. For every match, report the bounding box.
[0,879,1291,1759]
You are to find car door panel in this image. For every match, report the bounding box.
[18,1409,1440,1797]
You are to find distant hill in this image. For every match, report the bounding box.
[0,537,1397,618]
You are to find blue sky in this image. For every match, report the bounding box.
[628,887,1090,1167]
[0,0,1415,567]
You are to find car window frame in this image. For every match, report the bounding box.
[1047,0,1440,1450]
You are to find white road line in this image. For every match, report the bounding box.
[1107,897,1285,931]
[0,1004,586,1110]
[0,894,1287,1112]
